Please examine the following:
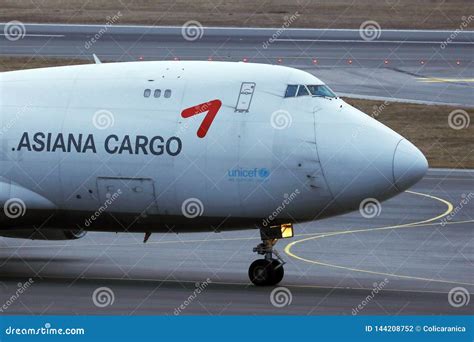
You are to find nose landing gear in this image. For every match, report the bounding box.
[248,223,293,286]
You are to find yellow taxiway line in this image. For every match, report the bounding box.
[284,191,474,286]
[1,191,472,292]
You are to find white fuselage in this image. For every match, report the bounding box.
[0,61,427,233]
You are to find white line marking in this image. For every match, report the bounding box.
[2,23,474,34]
[0,34,64,38]
[428,168,474,173]
[7,274,470,294]
[274,38,474,44]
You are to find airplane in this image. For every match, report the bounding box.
[0,60,428,286]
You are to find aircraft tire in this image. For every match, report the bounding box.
[271,260,284,285]
[249,259,274,286]
[249,259,284,286]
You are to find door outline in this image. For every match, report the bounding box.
[235,82,256,112]
[96,177,159,214]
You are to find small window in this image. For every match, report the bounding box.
[285,85,298,98]
[164,89,172,98]
[154,89,161,98]
[297,85,310,97]
[144,89,151,98]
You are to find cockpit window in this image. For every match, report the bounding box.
[285,85,298,97]
[306,85,337,98]
[284,84,337,98]
[296,85,310,97]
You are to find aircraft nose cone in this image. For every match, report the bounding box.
[393,139,428,190]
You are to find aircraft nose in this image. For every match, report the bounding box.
[314,101,428,214]
[392,139,428,190]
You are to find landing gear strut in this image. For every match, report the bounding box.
[248,223,293,286]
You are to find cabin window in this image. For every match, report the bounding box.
[296,85,310,97]
[164,89,172,98]
[284,85,298,98]
[154,89,161,98]
[144,89,151,97]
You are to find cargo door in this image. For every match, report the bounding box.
[96,177,158,215]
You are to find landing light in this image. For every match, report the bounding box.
[260,223,294,240]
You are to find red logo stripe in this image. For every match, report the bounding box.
[181,99,222,138]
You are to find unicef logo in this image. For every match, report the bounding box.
[227,167,271,182]
[258,168,270,178]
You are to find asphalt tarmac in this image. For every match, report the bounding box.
[0,24,472,315]
[1,24,473,106]
[0,169,472,315]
